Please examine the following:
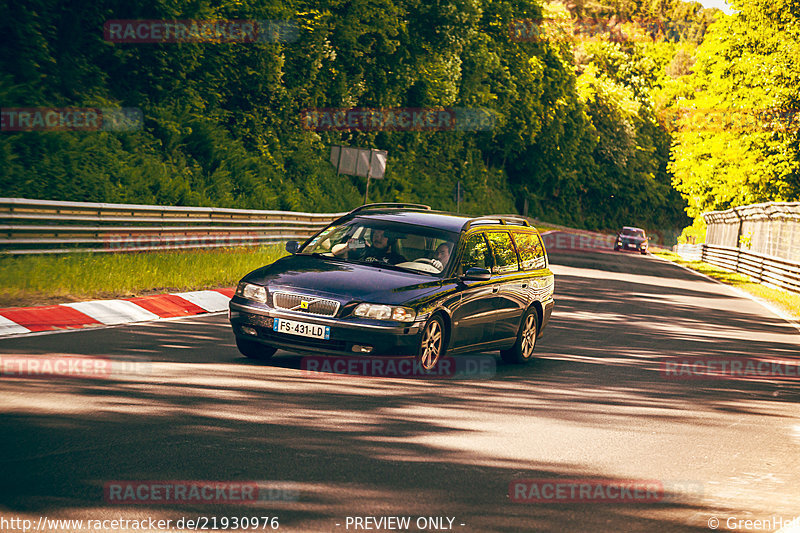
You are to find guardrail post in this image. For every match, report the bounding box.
[733,207,743,274]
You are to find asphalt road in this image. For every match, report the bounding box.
[2,241,799,533]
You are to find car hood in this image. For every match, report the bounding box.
[241,254,443,305]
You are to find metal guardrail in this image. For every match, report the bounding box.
[673,243,703,261]
[672,242,800,294]
[702,245,800,293]
[704,201,800,262]
[0,198,346,254]
[698,201,800,294]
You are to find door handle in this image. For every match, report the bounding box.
[521,283,528,288]
[492,286,500,293]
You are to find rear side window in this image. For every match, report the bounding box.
[486,232,519,273]
[458,233,492,273]
[514,232,546,270]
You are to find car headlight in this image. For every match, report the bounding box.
[353,303,416,322]
[237,282,267,303]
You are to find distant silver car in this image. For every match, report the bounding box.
[614,227,648,254]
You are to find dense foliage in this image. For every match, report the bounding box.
[665,0,800,219]
[0,0,735,235]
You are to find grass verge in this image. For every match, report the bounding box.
[0,245,286,308]
[651,247,800,321]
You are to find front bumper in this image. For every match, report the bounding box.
[229,299,424,356]
[618,241,647,251]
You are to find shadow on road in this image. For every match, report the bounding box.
[1,250,798,532]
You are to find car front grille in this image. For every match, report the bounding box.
[272,291,340,317]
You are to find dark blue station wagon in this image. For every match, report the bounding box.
[229,204,555,370]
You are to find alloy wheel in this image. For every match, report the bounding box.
[419,318,443,370]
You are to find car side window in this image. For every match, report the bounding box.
[514,232,546,270]
[486,232,519,273]
[458,233,492,274]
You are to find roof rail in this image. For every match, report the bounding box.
[462,215,530,232]
[348,203,432,215]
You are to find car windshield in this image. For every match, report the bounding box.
[621,228,646,238]
[301,218,460,275]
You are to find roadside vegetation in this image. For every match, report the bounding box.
[0,246,286,308]
[666,0,800,229]
[0,0,724,234]
[651,248,800,321]
[1,1,796,245]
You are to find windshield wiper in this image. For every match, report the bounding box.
[300,252,337,259]
[349,260,424,274]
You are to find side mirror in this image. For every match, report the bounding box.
[461,267,491,281]
[285,240,300,254]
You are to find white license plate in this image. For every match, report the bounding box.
[273,318,330,340]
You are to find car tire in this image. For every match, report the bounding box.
[236,337,277,360]
[640,250,647,255]
[500,308,539,364]
[416,314,446,371]
[614,246,620,251]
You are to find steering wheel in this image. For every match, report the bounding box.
[413,257,444,270]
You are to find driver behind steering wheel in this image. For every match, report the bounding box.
[409,241,452,272]
[434,242,452,269]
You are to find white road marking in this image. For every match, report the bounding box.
[0,315,31,336]
[171,290,231,312]
[61,300,160,325]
